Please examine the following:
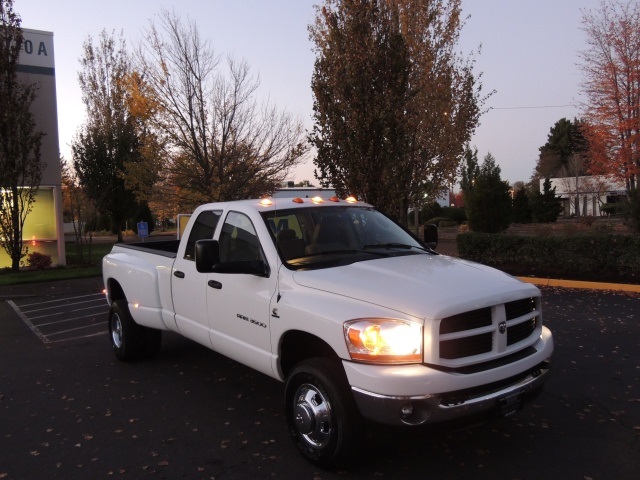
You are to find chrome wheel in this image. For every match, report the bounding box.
[110,311,123,349]
[292,383,333,448]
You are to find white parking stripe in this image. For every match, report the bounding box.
[17,293,104,308]
[7,300,50,344]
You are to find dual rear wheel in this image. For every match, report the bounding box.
[108,299,162,361]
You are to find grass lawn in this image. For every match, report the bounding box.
[0,242,115,286]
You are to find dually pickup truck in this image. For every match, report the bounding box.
[103,196,553,467]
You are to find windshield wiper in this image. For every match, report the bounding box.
[362,243,430,253]
[303,248,390,258]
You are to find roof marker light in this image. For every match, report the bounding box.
[260,198,273,207]
[329,196,340,202]
[345,196,358,203]
[311,196,324,204]
[292,197,304,204]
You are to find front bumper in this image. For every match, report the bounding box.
[352,359,551,426]
[345,325,553,426]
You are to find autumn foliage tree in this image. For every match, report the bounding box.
[309,0,488,224]
[579,0,640,232]
[0,0,45,271]
[72,30,149,242]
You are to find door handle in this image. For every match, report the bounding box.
[174,270,185,279]
[208,280,222,289]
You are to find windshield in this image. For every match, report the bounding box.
[261,206,430,269]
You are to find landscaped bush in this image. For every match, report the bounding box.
[27,252,52,270]
[456,232,640,278]
[440,206,467,223]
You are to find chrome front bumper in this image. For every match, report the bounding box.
[351,359,551,426]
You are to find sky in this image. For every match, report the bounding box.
[16,0,604,186]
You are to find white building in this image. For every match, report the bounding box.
[0,29,65,268]
[545,176,626,217]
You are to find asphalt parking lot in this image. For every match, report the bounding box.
[0,280,639,479]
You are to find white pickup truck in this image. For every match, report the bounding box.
[102,196,553,467]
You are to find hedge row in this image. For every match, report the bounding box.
[456,233,640,278]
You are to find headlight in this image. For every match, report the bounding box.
[343,318,422,364]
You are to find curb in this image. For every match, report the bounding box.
[517,276,640,293]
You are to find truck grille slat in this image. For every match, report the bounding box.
[440,333,492,359]
[505,298,535,319]
[508,318,538,345]
[439,307,492,334]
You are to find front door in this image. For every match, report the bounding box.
[206,211,277,377]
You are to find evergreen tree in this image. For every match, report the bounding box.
[531,178,563,223]
[464,153,512,233]
[511,187,532,223]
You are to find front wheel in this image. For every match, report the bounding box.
[284,358,361,468]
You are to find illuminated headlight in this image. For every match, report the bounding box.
[343,318,422,364]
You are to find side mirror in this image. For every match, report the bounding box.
[423,224,438,249]
[195,239,220,273]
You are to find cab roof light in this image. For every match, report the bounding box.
[311,196,324,204]
[329,196,340,202]
[345,196,358,203]
[292,197,304,204]
[259,198,273,207]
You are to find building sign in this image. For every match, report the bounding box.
[17,29,54,74]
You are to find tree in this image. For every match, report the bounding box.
[531,178,562,223]
[135,10,307,213]
[533,118,588,181]
[72,30,146,242]
[511,187,532,224]
[0,0,45,271]
[579,0,640,232]
[61,158,96,263]
[309,0,488,224]
[462,152,511,233]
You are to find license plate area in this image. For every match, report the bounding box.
[498,389,525,417]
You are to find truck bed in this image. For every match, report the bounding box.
[115,240,180,258]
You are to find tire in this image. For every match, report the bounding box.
[108,299,146,361]
[284,358,361,468]
[143,328,163,358]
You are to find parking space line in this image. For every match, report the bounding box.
[7,300,50,344]
[29,304,107,321]
[35,312,106,328]
[8,292,110,344]
[17,292,105,308]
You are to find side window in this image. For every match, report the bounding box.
[219,212,263,262]
[184,210,222,261]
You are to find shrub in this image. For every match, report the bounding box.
[440,206,467,223]
[456,232,640,277]
[27,252,52,270]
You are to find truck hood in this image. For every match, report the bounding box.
[292,254,539,320]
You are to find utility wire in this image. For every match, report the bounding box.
[490,104,579,110]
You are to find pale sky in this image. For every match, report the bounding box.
[17,0,602,186]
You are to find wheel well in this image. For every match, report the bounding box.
[279,330,342,378]
[107,279,126,303]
